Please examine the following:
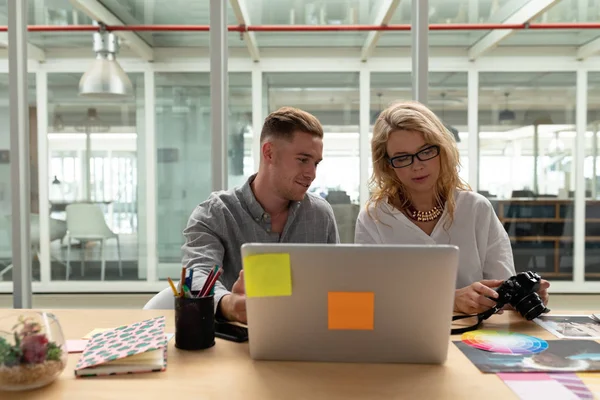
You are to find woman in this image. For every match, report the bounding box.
[355,101,549,315]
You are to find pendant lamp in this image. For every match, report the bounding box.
[79,23,133,99]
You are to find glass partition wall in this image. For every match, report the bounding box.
[0,74,37,284]
[479,72,577,282]
[0,65,596,292]
[264,72,360,243]
[2,1,600,295]
[586,72,600,282]
[46,73,144,282]
[154,72,252,280]
[1,66,598,293]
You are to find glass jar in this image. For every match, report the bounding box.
[0,311,67,391]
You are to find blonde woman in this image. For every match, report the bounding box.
[355,101,549,315]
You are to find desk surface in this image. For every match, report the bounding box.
[0,309,593,399]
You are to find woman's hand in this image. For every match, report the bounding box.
[454,280,504,315]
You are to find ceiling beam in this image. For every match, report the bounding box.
[360,0,401,61]
[0,33,45,61]
[468,0,561,61]
[577,36,600,60]
[229,0,260,62]
[0,2,45,61]
[69,0,154,61]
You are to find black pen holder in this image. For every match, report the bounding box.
[174,293,215,350]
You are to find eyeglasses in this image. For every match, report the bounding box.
[388,145,440,169]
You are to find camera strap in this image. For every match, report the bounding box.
[450,314,485,335]
[451,307,499,335]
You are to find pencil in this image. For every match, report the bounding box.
[167,278,178,296]
[179,267,186,297]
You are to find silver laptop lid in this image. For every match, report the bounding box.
[241,243,459,364]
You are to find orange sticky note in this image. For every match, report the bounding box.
[328,292,374,330]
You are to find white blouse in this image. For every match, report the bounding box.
[354,190,516,289]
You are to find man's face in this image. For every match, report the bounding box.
[266,131,323,202]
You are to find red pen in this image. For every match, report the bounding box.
[201,268,223,297]
[199,265,217,296]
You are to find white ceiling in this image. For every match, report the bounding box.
[0,0,596,49]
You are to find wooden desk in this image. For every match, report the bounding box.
[0,309,592,399]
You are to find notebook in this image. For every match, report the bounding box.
[75,316,168,377]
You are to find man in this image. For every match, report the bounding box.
[182,106,339,324]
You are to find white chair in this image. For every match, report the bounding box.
[143,284,178,310]
[65,203,122,281]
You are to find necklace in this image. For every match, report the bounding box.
[406,203,444,222]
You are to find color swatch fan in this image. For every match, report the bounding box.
[461,330,548,355]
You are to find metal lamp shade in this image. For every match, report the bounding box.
[79,31,133,99]
[79,54,133,99]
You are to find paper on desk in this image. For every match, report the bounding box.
[244,253,292,298]
[453,340,600,373]
[533,315,600,340]
[66,340,89,353]
[498,373,593,400]
[577,373,600,398]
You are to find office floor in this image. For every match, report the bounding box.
[0,294,599,310]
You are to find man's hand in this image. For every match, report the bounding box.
[219,270,247,324]
[538,279,550,306]
[454,280,504,315]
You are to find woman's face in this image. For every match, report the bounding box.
[386,130,441,197]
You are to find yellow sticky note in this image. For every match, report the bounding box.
[82,328,109,340]
[328,292,374,330]
[244,253,292,298]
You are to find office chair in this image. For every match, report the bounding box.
[65,203,122,281]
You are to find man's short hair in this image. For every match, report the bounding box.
[260,106,323,143]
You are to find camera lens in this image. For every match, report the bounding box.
[514,292,548,320]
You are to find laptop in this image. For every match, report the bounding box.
[240,243,459,364]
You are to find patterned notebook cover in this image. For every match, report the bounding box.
[75,316,167,376]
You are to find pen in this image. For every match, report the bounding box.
[202,266,220,297]
[201,268,223,297]
[209,269,223,296]
[167,278,178,297]
[199,265,219,296]
[186,269,194,290]
[179,267,186,297]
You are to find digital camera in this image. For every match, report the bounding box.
[492,271,550,320]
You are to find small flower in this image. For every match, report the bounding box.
[21,334,49,364]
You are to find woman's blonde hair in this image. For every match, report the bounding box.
[367,100,470,227]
